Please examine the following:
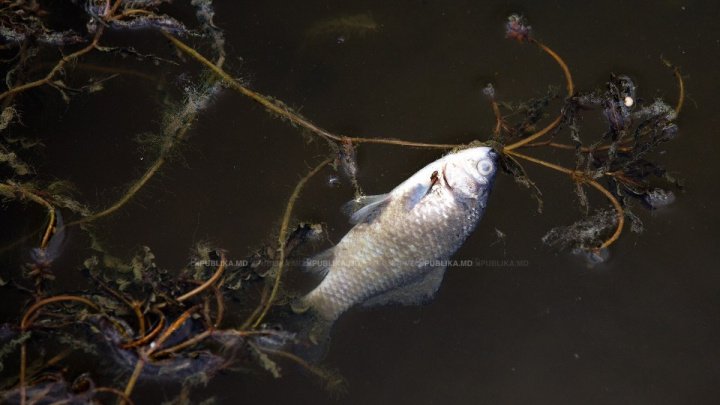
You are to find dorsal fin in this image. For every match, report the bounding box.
[341,193,391,224]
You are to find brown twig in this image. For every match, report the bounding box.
[525,140,633,153]
[151,330,213,359]
[147,306,200,355]
[66,153,167,226]
[19,295,99,405]
[661,57,685,116]
[532,39,574,96]
[212,285,224,328]
[95,386,136,405]
[177,253,226,302]
[163,33,458,151]
[247,158,333,329]
[489,97,504,141]
[0,183,57,249]
[504,38,574,151]
[257,345,328,380]
[585,178,624,250]
[121,358,145,405]
[131,301,146,338]
[240,282,270,330]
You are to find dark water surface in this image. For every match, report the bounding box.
[2,1,720,404]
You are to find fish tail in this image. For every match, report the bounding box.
[293,289,340,323]
[283,295,335,362]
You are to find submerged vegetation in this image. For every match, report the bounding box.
[0,3,683,403]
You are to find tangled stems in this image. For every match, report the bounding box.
[505,149,625,250]
[122,358,145,405]
[504,38,574,151]
[19,295,101,405]
[14,255,228,404]
[0,29,104,103]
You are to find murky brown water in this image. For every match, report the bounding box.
[2,0,719,403]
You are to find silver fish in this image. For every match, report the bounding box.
[296,146,498,321]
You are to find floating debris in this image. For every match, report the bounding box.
[542,210,618,251]
[304,13,380,45]
[643,188,676,209]
[505,14,531,42]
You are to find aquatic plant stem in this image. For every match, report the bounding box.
[151,330,213,359]
[525,140,634,153]
[0,183,57,249]
[67,155,166,226]
[19,343,27,405]
[164,33,457,150]
[213,285,225,328]
[131,302,146,338]
[662,58,685,116]
[258,346,329,380]
[121,358,145,405]
[674,67,685,116]
[240,282,270,330]
[533,39,574,96]
[585,178,624,250]
[504,38,574,151]
[176,252,226,302]
[95,387,135,405]
[147,306,200,355]
[505,149,624,250]
[248,157,333,329]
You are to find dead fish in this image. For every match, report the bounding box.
[294,146,498,321]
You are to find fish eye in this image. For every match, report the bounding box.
[477,159,494,176]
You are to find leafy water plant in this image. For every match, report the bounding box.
[0,4,683,404]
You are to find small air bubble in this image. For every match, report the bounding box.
[644,189,676,209]
[327,175,341,188]
[482,83,495,98]
[573,247,609,265]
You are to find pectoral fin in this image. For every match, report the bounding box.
[342,193,391,224]
[405,182,433,211]
[361,265,447,307]
[302,247,335,278]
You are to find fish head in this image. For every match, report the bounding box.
[441,147,498,202]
